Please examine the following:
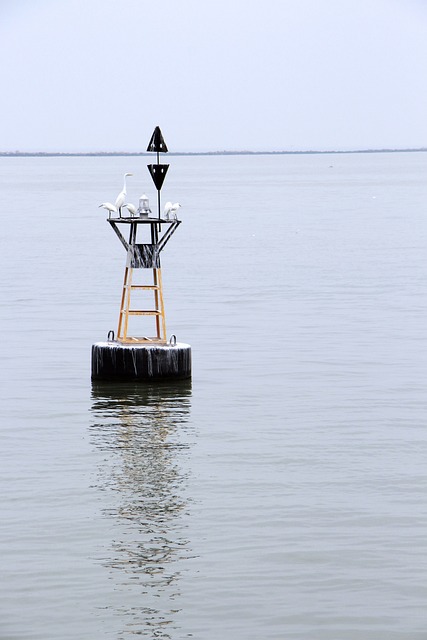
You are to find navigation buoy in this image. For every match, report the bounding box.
[91,127,192,382]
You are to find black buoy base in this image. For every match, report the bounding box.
[91,341,191,382]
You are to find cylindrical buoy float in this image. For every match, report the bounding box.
[91,340,191,382]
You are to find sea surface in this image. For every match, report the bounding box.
[0,151,426,639]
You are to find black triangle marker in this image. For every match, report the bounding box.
[147,126,168,153]
[147,164,169,191]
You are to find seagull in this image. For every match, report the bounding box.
[164,201,181,220]
[99,202,117,218]
[123,203,137,217]
[115,172,133,217]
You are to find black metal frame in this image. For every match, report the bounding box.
[108,217,181,266]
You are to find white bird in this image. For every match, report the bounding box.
[115,172,133,217]
[99,202,117,218]
[169,202,181,219]
[123,203,137,217]
[164,201,181,220]
[163,201,172,218]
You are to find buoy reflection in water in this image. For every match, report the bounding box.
[90,381,193,638]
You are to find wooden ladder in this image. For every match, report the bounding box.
[117,266,167,343]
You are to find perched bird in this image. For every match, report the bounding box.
[123,203,137,217]
[164,201,181,220]
[163,201,172,218]
[99,202,117,218]
[115,172,133,217]
[169,202,182,219]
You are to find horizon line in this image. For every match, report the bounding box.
[0,147,426,157]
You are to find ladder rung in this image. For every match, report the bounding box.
[124,310,162,316]
[124,285,159,290]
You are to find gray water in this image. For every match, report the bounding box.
[1,152,426,639]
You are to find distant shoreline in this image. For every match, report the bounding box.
[0,148,426,157]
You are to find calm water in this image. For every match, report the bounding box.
[1,152,426,639]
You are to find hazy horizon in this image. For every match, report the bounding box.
[1,146,426,157]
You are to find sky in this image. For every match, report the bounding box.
[0,0,426,153]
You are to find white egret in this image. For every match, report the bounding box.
[115,172,133,217]
[123,203,137,217]
[163,201,173,218]
[99,202,117,218]
[169,202,181,220]
[164,201,181,220]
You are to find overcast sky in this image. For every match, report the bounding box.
[0,0,426,152]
